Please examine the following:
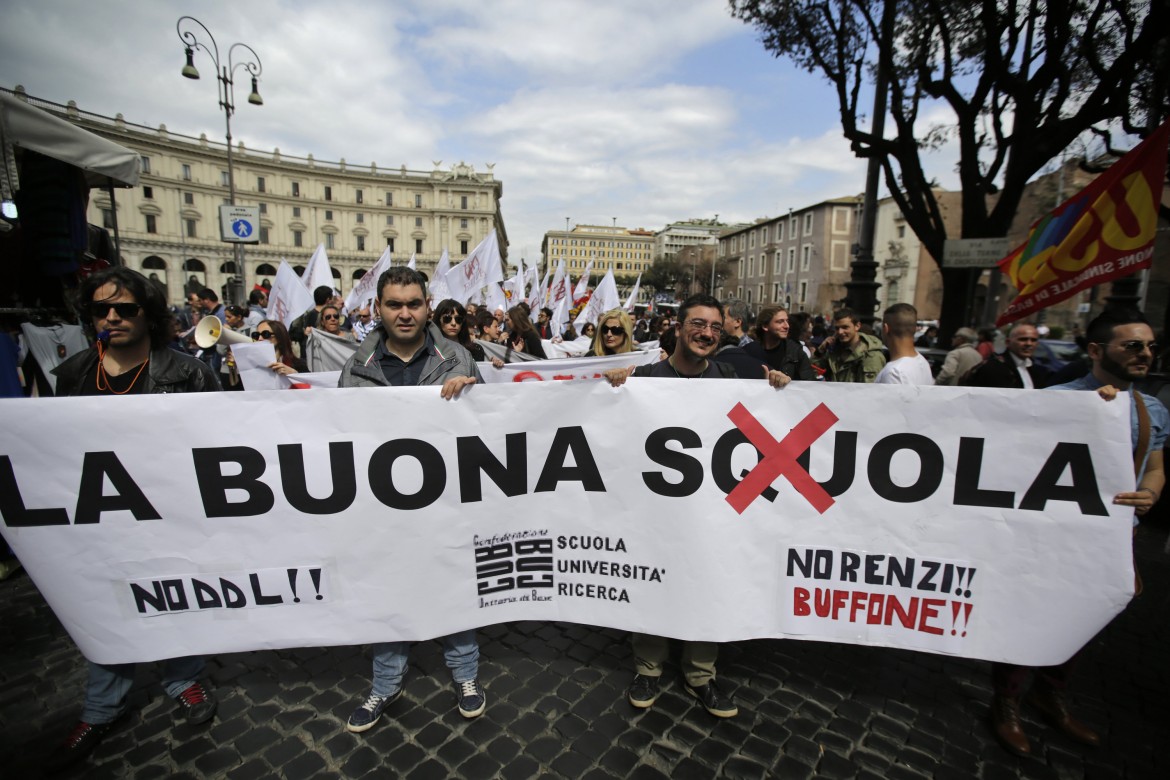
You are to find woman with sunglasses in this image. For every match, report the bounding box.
[586,309,634,356]
[580,322,596,340]
[254,320,307,376]
[432,299,485,362]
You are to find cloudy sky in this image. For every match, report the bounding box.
[0,0,962,265]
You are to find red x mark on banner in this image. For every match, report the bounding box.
[725,402,839,515]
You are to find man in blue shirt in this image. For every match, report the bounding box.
[990,308,1166,757]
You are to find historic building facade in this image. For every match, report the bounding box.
[653,219,723,262]
[717,197,860,315]
[6,87,507,305]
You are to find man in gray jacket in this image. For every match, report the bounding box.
[934,327,983,386]
[338,266,486,733]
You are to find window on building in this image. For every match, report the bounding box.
[386,215,394,225]
[460,195,468,209]
[140,156,151,173]
[357,236,366,251]
[293,206,301,218]
[415,239,423,254]
[385,191,393,206]
[799,281,808,304]
[186,219,196,238]
[758,285,764,302]
[356,213,364,223]
[460,218,468,229]
[897,225,906,238]
[293,230,303,247]
[220,171,230,186]
[257,176,266,193]
[776,223,783,242]
[259,227,269,244]
[326,233,335,250]
[258,202,267,214]
[772,283,780,301]
[101,209,114,229]
[749,232,755,248]
[324,186,333,201]
[145,215,157,233]
[325,210,333,221]
[801,245,812,271]
[143,186,153,199]
[387,237,395,252]
[292,181,300,197]
[356,189,363,204]
[789,216,797,237]
[460,240,469,255]
[746,289,752,304]
[183,192,194,205]
[414,194,422,208]
[415,217,422,227]
[181,163,191,181]
[804,213,814,235]
[774,254,781,274]
[787,248,796,272]
[748,257,754,277]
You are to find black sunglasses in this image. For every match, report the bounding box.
[601,325,625,337]
[253,331,275,340]
[1100,340,1158,354]
[88,302,142,319]
[322,313,340,320]
[441,314,464,325]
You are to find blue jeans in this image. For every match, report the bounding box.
[81,657,204,724]
[370,630,479,697]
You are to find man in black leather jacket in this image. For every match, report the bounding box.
[46,267,219,772]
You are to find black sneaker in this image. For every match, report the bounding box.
[685,679,738,718]
[347,689,401,733]
[456,679,486,718]
[45,720,115,772]
[628,674,660,708]
[175,682,217,724]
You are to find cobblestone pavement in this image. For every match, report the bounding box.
[2,524,1168,780]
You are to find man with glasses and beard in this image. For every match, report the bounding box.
[604,294,791,719]
[987,308,1165,757]
[48,267,220,771]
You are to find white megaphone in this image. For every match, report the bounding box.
[195,315,252,348]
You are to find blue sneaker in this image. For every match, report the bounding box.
[346,689,401,733]
[456,679,486,718]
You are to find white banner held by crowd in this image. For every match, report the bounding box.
[266,261,315,328]
[0,383,1136,666]
[476,351,658,383]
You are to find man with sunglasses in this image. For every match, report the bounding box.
[987,308,1166,757]
[338,266,487,733]
[48,267,220,771]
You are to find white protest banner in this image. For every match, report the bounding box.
[0,383,1135,666]
[304,329,359,373]
[344,247,392,315]
[266,261,315,328]
[447,231,503,304]
[485,282,508,315]
[301,244,334,294]
[542,337,592,359]
[476,351,658,383]
[287,371,341,388]
[479,340,539,364]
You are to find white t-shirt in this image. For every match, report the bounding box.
[875,354,934,386]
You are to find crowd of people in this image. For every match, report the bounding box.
[7,265,1167,770]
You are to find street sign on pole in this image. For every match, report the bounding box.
[219,205,260,244]
[943,237,1012,268]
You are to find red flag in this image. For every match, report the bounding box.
[996,119,1170,326]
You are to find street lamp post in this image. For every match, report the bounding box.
[176,16,263,303]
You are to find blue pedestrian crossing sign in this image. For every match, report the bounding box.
[219,205,261,244]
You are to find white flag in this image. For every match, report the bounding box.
[344,247,392,315]
[572,261,593,303]
[574,270,620,329]
[545,260,566,314]
[429,249,452,303]
[531,267,549,309]
[624,272,642,312]
[301,244,334,294]
[486,282,508,315]
[407,253,417,271]
[446,230,503,304]
[268,260,316,328]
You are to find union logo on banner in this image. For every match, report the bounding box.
[996,119,1170,326]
